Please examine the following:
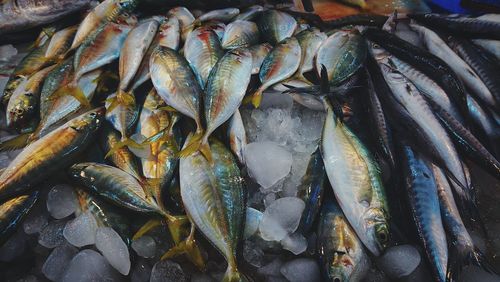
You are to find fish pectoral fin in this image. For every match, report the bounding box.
[132,218,163,240]
[104,138,141,159]
[0,133,31,152]
[155,105,178,113]
[50,83,91,108]
[178,132,204,158]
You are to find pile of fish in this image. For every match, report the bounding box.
[0,0,499,281]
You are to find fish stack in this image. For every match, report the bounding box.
[0,0,499,281]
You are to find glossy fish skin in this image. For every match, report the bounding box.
[294,28,327,79]
[150,46,203,132]
[234,5,264,21]
[167,6,195,42]
[71,0,138,50]
[197,8,239,23]
[409,13,500,40]
[364,28,469,118]
[257,10,297,45]
[473,39,500,61]
[409,23,497,110]
[39,58,74,117]
[0,0,91,35]
[321,102,390,256]
[0,191,39,246]
[252,37,301,107]
[400,145,447,282]
[118,18,160,92]
[317,198,370,282]
[105,91,138,139]
[184,27,224,88]
[99,123,143,181]
[298,148,326,233]
[227,109,247,165]
[6,65,56,130]
[221,20,259,50]
[180,137,247,282]
[0,108,104,200]
[69,162,162,215]
[467,95,499,142]
[203,48,253,145]
[44,25,78,61]
[248,43,273,75]
[315,30,366,86]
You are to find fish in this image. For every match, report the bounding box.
[321,100,390,256]
[234,5,264,21]
[431,165,495,281]
[0,0,91,35]
[466,95,500,148]
[0,191,39,246]
[184,26,224,88]
[298,148,326,233]
[0,108,104,200]
[196,7,239,24]
[250,37,301,108]
[315,29,366,86]
[104,91,138,143]
[409,23,497,110]
[409,13,500,40]
[180,136,247,282]
[150,46,203,134]
[472,39,500,61]
[167,6,195,42]
[221,20,260,50]
[181,48,252,161]
[227,109,247,165]
[293,28,327,82]
[248,43,273,75]
[43,25,78,63]
[400,144,447,282]
[323,14,388,29]
[317,198,370,282]
[257,10,297,45]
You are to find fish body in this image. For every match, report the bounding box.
[222,20,259,49]
[294,28,327,78]
[234,5,264,21]
[317,198,370,282]
[44,25,78,61]
[0,108,103,200]
[197,8,239,23]
[167,6,195,42]
[39,58,74,117]
[257,10,297,45]
[321,102,390,256]
[0,191,39,246]
[227,109,247,165]
[248,43,273,75]
[104,91,138,139]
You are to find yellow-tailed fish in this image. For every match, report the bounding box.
[315,29,366,85]
[248,43,273,74]
[321,101,390,256]
[0,108,104,200]
[0,191,39,246]
[184,26,224,88]
[70,0,138,50]
[181,48,252,162]
[167,6,195,42]
[39,58,75,120]
[293,28,326,81]
[227,109,247,165]
[249,37,301,107]
[257,10,297,45]
[234,5,264,21]
[180,136,247,282]
[221,20,260,50]
[150,46,203,134]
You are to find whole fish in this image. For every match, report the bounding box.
[234,5,264,21]
[409,23,497,110]
[400,144,447,282]
[321,101,390,256]
[248,43,273,75]
[0,0,91,35]
[184,26,224,88]
[227,109,247,165]
[293,28,327,82]
[221,20,260,50]
[70,0,138,50]
[150,46,203,134]
[250,37,301,108]
[0,108,103,200]
[298,148,326,233]
[257,10,297,45]
[182,48,252,161]
[0,191,39,246]
[167,6,195,42]
[180,136,247,282]
[317,198,370,282]
[315,30,366,85]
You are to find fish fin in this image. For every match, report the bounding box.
[163,214,189,243]
[104,138,141,159]
[447,245,498,282]
[178,132,204,158]
[320,64,330,94]
[50,83,90,108]
[199,138,213,165]
[132,218,163,240]
[161,223,206,271]
[251,88,263,108]
[222,265,249,282]
[0,133,31,152]
[155,105,178,112]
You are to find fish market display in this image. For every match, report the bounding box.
[0,2,499,282]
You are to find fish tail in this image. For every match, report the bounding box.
[178,132,204,158]
[222,264,249,282]
[242,86,264,108]
[50,82,90,108]
[104,137,141,159]
[199,135,213,164]
[0,133,31,152]
[447,244,497,281]
[131,218,163,240]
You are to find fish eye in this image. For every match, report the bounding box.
[90,112,97,118]
[334,277,341,282]
[377,228,389,243]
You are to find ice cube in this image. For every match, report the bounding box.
[257,257,285,277]
[63,211,97,247]
[132,235,156,258]
[280,232,307,255]
[130,258,152,282]
[244,207,263,239]
[0,230,26,262]
[280,258,321,282]
[38,219,66,248]
[42,243,78,281]
[259,92,293,110]
[243,240,265,267]
[61,249,120,282]
[244,141,293,189]
[46,185,78,219]
[376,244,421,279]
[95,227,131,275]
[150,260,186,282]
[23,207,49,235]
[259,197,305,241]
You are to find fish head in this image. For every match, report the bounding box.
[118,0,138,13]
[326,217,358,282]
[69,107,105,133]
[365,207,390,254]
[68,162,93,181]
[6,92,37,129]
